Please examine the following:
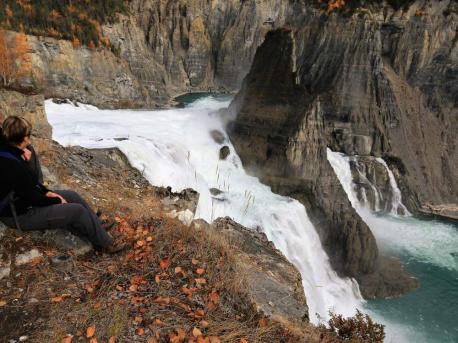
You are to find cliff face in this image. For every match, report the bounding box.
[25,0,302,107]
[229,1,456,297]
[28,35,150,109]
[290,1,457,209]
[106,0,298,101]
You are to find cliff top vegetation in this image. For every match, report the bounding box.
[0,31,31,88]
[0,0,130,49]
[320,0,418,14]
[0,0,436,51]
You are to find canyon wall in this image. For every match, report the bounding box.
[290,1,457,210]
[229,1,456,297]
[28,35,150,109]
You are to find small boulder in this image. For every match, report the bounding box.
[167,209,195,226]
[15,249,42,266]
[0,264,11,280]
[158,188,199,216]
[219,146,230,160]
[210,130,225,144]
[29,230,92,256]
[210,188,223,196]
[52,98,68,105]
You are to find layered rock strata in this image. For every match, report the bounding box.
[28,34,150,109]
[290,1,457,211]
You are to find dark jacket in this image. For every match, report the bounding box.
[0,143,60,217]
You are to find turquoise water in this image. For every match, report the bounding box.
[365,215,458,343]
[174,92,232,107]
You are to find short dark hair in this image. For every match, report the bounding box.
[1,116,32,145]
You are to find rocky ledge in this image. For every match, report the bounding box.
[418,203,458,222]
[202,217,310,325]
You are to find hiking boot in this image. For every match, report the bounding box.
[101,241,127,254]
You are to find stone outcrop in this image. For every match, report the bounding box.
[419,203,458,222]
[228,29,383,297]
[28,34,150,109]
[194,217,311,326]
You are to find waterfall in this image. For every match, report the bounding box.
[327,149,410,216]
[326,150,360,209]
[45,97,363,324]
[375,158,410,216]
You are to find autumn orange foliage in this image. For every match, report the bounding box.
[326,0,346,14]
[0,30,31,87]
[71,37,81,48]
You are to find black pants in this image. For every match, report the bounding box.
[0,190,112,248]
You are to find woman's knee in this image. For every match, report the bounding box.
[65,203,89,222]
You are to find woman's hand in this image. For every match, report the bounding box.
[22,148,32,161]
[46,192,67,204]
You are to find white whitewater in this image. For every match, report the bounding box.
[352,160,382,211]
[45,97,363,323]
[375,157,410,216]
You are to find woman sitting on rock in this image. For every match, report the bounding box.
[0,116,123,253]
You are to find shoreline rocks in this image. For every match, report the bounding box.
[418,203,458,222]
